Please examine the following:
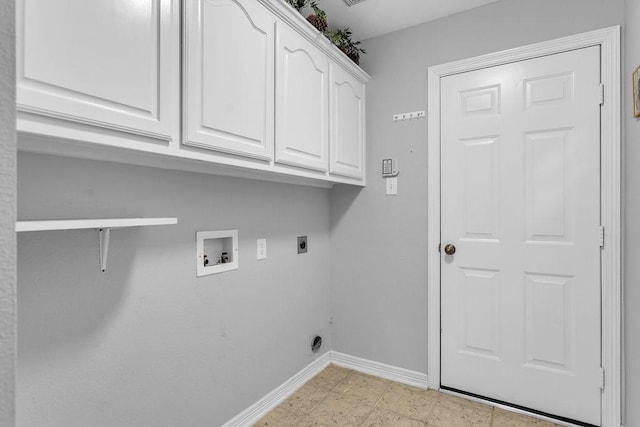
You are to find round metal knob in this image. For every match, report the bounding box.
[444,244,456,255]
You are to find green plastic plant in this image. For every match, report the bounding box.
[307,1,328,33]
[325,29,343,46]
[286,0,310,11]
[310,1,325,16]
[284,0,365,64]
[326,28,366,64]
[286,0,325,17]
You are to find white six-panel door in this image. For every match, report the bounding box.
[183,0,275,160]
[17,0,177,142]
[275,24,329,172]
[440,46,601,425]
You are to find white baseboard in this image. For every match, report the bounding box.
[222,351,331,427]
[330,351,429,390]
[222,351,429,426]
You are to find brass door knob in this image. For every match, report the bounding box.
[444,244,456,255]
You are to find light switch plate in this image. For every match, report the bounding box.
[257,238,267,260]
[386,177,398,195]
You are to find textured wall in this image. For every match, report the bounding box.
[624,1,640,424]
[330,0,625,375]
[17,153,332,426]
[0,0,16,425]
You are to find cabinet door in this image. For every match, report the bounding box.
[17,0,178,142]
[183,0,275,160]
[275,24,329,172]
[330,64,365,179]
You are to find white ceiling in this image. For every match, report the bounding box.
[319,0,502,41]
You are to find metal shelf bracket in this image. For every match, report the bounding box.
[98,228,112,272]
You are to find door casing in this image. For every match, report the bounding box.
[426,26,622,427]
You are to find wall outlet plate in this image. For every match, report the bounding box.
[297,236,307,254]
[257,238,267,260]
[386,177,398,195]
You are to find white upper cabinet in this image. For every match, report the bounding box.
[329,63,365,179]
[183,0,275,160]
[275,23,329,172]
[16,0,369,186]
[16,0,179,142]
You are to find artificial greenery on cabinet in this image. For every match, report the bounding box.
[284,0,366,65]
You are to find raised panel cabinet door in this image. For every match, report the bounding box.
[329,64,365,180]
[183,0,275,160]
[17,0,179,142]
[275,24,329,172]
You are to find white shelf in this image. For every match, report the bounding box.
[16,217,178,272]
[16,217,177,232]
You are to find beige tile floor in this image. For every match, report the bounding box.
[253,365,560,427]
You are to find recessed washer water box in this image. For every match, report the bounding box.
[196,230,238,277]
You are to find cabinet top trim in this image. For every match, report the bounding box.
[258,0,371,83]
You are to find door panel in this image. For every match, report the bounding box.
[275,24,329,172]
[459,267,500,360]
[462,137,499,239]
[330,63,365,179]
[17,0,177,141]
[183,0,274,160]
[441,46,601,425]
[524,273,574,373]
[525,129,573,243]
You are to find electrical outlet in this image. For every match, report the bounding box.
[297,236,307,254]
[257,238,266,260]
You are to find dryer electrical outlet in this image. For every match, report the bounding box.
[297,236,307,254]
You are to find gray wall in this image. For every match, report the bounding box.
[331,0,625,378]
[14,1,638,425]
[625,1,640,424]
[0,0,16,425]
[16,152,332,426]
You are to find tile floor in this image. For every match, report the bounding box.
[253,365,559,427]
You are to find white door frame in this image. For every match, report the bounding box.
[427,26,622,426]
